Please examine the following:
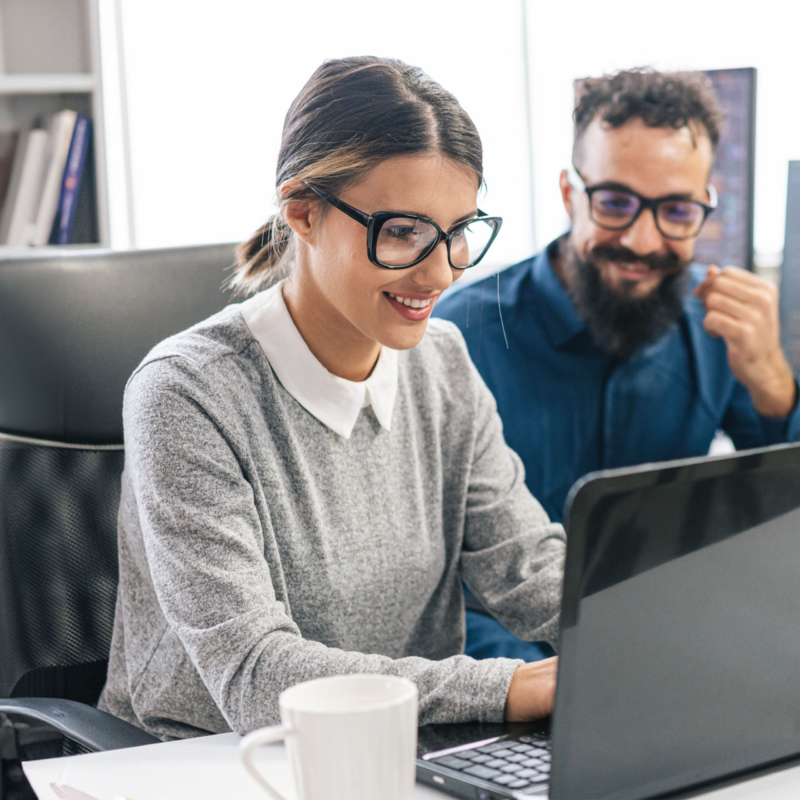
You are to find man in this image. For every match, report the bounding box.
[435,68,800,661]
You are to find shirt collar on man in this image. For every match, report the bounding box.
[531,237,589,349]
[240,282,398,439]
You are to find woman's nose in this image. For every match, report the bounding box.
[412,241,456,290]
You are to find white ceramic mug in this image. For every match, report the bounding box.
[239,674,418,800]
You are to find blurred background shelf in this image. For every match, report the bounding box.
[0,242,106,256]
[0,0,108,248]
[0,74,97,95]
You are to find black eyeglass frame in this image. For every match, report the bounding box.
[570,167,718,241]
[305,183,503,269]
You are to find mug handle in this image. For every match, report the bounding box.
[240,725,294,800]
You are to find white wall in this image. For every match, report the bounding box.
[525,0,800,263]
[114,0,535,275]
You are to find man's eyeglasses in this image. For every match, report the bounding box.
[567,166,717,241]
[305,184,503,270]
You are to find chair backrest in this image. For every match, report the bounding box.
[0,244,237,702]
[0,243,237,443]
[0,434,123,702]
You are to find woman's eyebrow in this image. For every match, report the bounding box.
[452,209,479,225]
[388,208,479,227]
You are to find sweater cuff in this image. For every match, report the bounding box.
[471,657,523,723]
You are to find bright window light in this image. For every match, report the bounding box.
[115,0,535,277]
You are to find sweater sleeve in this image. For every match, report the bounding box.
[458,355,566,647]
[123,357,522,734]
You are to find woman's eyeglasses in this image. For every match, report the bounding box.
[568,166,717,241]
[305,184,503,270]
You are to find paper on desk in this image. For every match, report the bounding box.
[22,757,65,800]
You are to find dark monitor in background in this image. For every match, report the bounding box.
[780,161,800,372]
[692,67,757,272]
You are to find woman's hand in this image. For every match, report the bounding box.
[504,657,558,721]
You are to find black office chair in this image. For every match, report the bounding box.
[0,244,237,797]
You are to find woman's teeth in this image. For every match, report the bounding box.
[387,292,433,309]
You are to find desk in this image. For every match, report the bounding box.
[22,732,800,800]
[22,732,444,800]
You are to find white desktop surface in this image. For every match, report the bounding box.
[22,732,443,800]
[22,731,800,800]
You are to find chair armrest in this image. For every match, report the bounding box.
[0,698,160,752]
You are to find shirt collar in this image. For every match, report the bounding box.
[531,237,588,349]
[240,282,398,439]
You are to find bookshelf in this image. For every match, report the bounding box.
[0,0,109,249]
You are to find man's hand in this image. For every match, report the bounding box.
[694,266,798,418]
[505,657,558,721]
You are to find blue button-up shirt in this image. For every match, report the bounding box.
[435,238,800,523]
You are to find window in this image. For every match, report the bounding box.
[110,0,536,278]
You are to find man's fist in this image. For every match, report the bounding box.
[694,266,797,418]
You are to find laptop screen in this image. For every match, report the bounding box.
[550,443,800,800]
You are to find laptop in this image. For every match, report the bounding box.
[417,441,800,799]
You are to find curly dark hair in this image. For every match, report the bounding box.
[572,68,724,162]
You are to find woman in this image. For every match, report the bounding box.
[99,56,565,740]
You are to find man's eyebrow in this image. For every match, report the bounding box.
[592,181,696,200]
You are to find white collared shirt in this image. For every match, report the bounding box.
[240,282,398,439]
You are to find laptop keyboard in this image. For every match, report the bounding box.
[428,734,551,794]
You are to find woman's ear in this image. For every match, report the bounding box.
[281,181,317,242]
[284,199,314,241]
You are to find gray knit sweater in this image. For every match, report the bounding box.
[98,306,566,740]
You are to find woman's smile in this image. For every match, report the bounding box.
[384,290,439,321]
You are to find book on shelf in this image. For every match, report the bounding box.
[0,131,19,211]
[0,128,27,243]
[50,114,95,245]
[0,110,98,247]
[33,109,77,246]
[4,127,49,246]
[0,128,28,243]
[68,133,99,245]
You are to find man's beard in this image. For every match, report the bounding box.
[566,240,691,358]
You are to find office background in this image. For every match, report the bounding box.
[2,5,800,796]
[97,0,800,280]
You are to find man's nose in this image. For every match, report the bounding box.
[618,207,666,256]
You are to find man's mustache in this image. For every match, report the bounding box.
[589,245,685,274]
